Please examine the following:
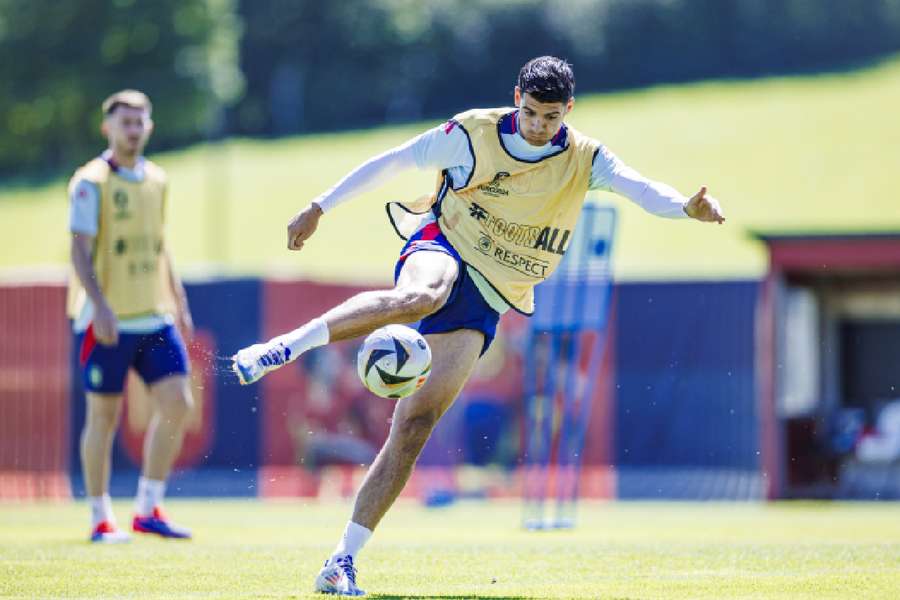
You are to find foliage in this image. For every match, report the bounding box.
[4,1,900,176]
[233,0,900,135]
[0,0,243,176]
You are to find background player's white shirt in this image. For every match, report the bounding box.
[313,113,690,314]
[69,151,171,333]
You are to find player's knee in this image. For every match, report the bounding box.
[400,287,449,320]
[157,387,193,423]
[86,397,121,432]
[87,410,118,434]
[165,394,193,422]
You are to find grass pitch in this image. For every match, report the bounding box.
[1,499,898,599]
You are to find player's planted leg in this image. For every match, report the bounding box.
[315,329,483,596]
[132,375,193,539]
[233,251,457,384]
[81,393,131,543]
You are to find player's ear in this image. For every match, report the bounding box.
[100,118,109,137]
[146,117,155,135]
[514,86,522,106]
[566,96,575,114]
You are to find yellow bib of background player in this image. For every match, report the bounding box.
[66,158,174,319]
[437,108,599,314]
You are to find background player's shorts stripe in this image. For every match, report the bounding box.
[79,324,98,366]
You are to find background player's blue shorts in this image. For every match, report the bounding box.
[394,222,500,355]
[76,323,189,393]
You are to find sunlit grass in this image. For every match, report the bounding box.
[1,499,898,599]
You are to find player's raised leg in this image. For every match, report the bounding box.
[233,249,458,385]
[315,327,484,596]
[132,373,194,539]
[81,392,131,543]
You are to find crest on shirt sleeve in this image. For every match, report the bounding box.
[73,181,92,205]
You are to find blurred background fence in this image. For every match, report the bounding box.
[2,0,900,504]
[0,277,763,501]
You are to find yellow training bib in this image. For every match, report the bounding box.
[66,157,174,319]
[434,108,598,314]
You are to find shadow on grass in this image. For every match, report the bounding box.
[369,596,641,600]
[369,596,538,600]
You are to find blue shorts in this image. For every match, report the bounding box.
[76,323,189,393]
[394,222,500,355]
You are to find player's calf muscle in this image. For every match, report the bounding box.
[392,411,438,453]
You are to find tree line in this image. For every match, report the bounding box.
[3,0,900,177]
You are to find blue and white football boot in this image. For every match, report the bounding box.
[132,507,192,539]
[314,555,365,596]
[232,340,291,385]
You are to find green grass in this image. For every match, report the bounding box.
[3,55,900,282]
[1,499,899,599]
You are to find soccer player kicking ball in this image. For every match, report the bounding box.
[233,56,725,595]
[69,91,195,543]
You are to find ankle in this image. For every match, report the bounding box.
[331,520,372,560]
[279,318,329,359]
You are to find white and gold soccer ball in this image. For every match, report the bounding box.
[357,324,431,399]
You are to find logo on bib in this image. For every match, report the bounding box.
[113,189,131,220]
[478,171,510,197]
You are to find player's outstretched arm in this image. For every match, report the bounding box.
[286,135,429,252]
[683,186,725,224]
[285,121,470,252]
[592,145,726,224]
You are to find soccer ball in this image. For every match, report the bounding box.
[357,324,431,399]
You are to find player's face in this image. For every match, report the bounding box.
[103,106,153,157]
[514,87,574,146]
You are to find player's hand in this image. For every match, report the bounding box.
[93,301,119,346]
[684,186,725,224]
[287,202,323,251]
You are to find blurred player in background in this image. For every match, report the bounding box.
[234,56,724,595]
[68,90,194,543]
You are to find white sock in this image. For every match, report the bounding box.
[135,476,166,516]
[89,494,115,528]
[330,521,372,562]
[275,317,329,362]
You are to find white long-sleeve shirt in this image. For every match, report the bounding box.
[313,112,688,313]
[315,115,689,218]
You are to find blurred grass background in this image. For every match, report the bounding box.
[3,54,899,282]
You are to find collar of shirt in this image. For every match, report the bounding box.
[499,110,566,162]
[101,149,145,183]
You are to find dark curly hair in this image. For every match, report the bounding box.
[517,56,575,104]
